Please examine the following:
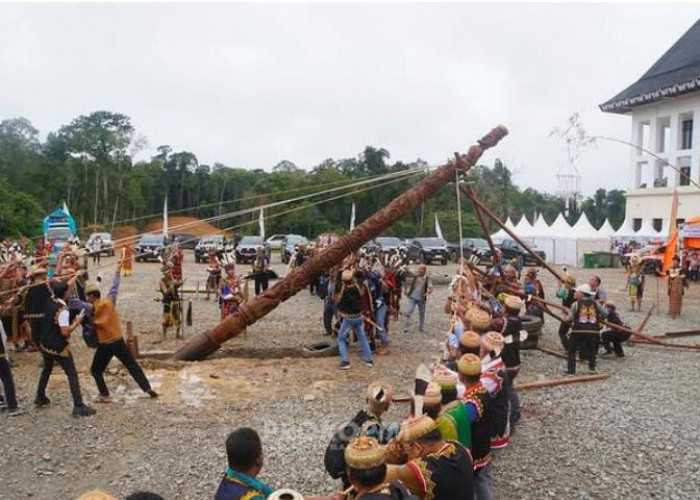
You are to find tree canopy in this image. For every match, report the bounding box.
[0,112,626,241]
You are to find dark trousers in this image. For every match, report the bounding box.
[0,352,19,409]
[254,276,269,295]
[29,318,43,345]
[37,351,85,407]
[558,322,570,351]
[601,330,631,357]
[567,334,597,373]
[91,339,151,396]
[92,252,101,265]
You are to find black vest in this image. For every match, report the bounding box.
[572,298,601,334]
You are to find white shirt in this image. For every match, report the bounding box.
[57,299,70,327]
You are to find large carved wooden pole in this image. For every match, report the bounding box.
[174,126,508,361]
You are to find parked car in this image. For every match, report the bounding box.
[236,236,271,264]
[195,234,226,263]
[135,233,167,262]
[86,232,115,256]
[266,234,286,250]
[281,234,309,264]
[448,238,492,263]
[373,236,402,256]
[498,238,546,267]
[406,237,450,265]
[174,233,199,250]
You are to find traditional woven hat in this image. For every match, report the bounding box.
[341,269,354,282]
[422,382,442,406]
[85,281,100,295]
[344,436,385,470]
[504,295,523,311]
[466,307,491,331]
[76,491,118,500]
[459,330,481,350]
[161,264,173,273]
[481,331,504,356]
[432,365,458,388]
[366,381,392,405]
[564,274,576,285]
[526,267,538,277]
[457,353,482,376]
[397,415,438,443]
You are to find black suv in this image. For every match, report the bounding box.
[449,238,493,263]
[135,233,167,262]
[498,238,546,266]
[406,237,450,265]
[235,236,270,264]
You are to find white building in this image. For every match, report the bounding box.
[600,19,700,234]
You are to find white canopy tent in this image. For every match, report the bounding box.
[546,213,578,266]
[614,218,639,240]
[598,219,617,238]
[636,219,662,241]
[570,213,613,265]
[491,216,516,244]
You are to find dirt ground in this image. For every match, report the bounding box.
[1,253,699,499]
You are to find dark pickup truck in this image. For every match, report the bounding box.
[498,238,546,266]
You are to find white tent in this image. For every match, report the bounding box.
[491,216,516,244]
[528,214,555,266]
[636,219,662,241]
[598,219,617,238]
[545,213,578,266]
[570,213,613,265]
[513,215,534,237]
[614,218,639,240]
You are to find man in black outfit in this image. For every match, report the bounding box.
[35,280,96,417]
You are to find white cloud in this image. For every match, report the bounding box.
[0,3,698,196]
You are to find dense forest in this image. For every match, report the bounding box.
[0,111,626,241]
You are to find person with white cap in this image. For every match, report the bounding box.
[565,283,608,375]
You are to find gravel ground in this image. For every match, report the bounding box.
[1,252,699,499]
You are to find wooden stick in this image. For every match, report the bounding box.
[516,373,610,391]
[662,329,700,338]
[536,346,568,360]
[460,187,567,282]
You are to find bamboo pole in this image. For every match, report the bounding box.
[174,126,509,361]
[516,373,610,392]
[536,346,568,360]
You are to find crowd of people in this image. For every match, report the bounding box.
[1,231,694,499]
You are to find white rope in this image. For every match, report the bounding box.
[454,169,464,263]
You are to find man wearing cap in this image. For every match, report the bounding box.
[324,381,399,488]
[385,414,474,499]
[23,265,52,350]
[434,366,473,450]
[457,354,492,500]
[75,261,158,402]
[601,301,630,358]
[334,269,373,370]
[342,436,415,499]
[501,295,525,426]
[403,264,432,333]
[566,283,608,375]
[479,332,510,455]
[556,274,577,351]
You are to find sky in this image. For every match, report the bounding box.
[1,2,699,196]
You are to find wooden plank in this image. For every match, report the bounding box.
[516,373,610,392]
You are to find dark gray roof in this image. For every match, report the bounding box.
[600,19,700,114]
